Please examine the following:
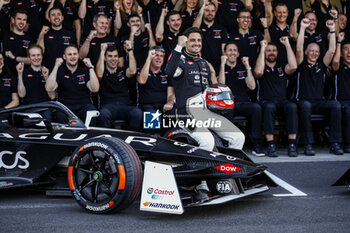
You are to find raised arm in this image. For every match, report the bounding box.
[37,26,50,54]
[155,8,168,43]
[290,8,302,41]
[254,40,267,78]
[96,43,107,79]
[174,0,183,11]
[79,30,97,59]
[0,0,10,10]
[209,62,217,84]
[280,36,297,75]
[137,49,155,84]
[323,20,336,67]
[217,55,227,84]
[332,32,345,71]
[241,57,255,90]
[296,18,309,65]
[192,0,206,28]
[74,19,82,46]
[78,0,87,19]
[329,9,339,36]
[83,58,100,93]
[165,35,187,77]
[45,0,56,21]
[243,0,253,11]
[125,40,137,77]
[46,58,63,92]
[114,0,122,34]
[16,63,26,98]
[260,18,271,42]
[145,23,156,47]
[265,0,273,26]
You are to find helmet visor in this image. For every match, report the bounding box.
[208,92,234,101]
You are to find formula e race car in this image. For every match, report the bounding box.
[0,102,275,214]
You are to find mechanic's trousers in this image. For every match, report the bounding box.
[340,101,350,145]
[298,100,341,144]
[99,102,142,131]
[186,94,245,151]
[224,102,262,145]
[259,100,298,135]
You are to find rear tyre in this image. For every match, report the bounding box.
[68,137,142,214]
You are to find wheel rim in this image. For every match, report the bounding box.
[74,148,120,204]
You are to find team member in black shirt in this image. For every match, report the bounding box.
[0,52,19,109]
[45,0,81,45]
[297,11,328,57]
[192,1,228,74]
[138,0,176,33]
[332,33,350,153]
[16,44,53,119]
[79,14,124,67]
[218,42,264,156]
[3,9,32,74]
[254,38,298,157]
[37,7,77,71]
[229,9,269,69]
[46,44,100,125]
[0,0,11,34]
[78,0,114,40]
[7,0,42,40]
[268,3,297,65]
[137,46,174,113]
[296,18,343,155]
[155,9,182,61]
[121,14,156,104]
[121,14,156,69]
[215,0,246,33]
[96,42,142,131]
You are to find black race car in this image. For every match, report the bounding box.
[0,101,275,214]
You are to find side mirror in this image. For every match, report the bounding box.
[85,110,100,128]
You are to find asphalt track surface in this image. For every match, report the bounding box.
[0,148,349,233]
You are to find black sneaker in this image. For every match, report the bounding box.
[330,143,344,155]
[304,144,315,156]
[288,144,298,157]
[344,145,350,153]
[252,144,265,157]
[266,143,278,157]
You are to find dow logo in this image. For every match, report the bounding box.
[214,163,242,174]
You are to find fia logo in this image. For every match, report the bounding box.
[143,110,161,129]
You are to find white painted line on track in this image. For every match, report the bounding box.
[264,171,308,197]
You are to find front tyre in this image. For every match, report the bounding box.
[68,137,142,214]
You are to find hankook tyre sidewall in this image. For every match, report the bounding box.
[68,137,142,214]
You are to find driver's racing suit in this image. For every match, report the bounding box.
[165,45,245,151]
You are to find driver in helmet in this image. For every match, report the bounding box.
[165,27,245,151]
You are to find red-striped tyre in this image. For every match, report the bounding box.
[68,137,142,214]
